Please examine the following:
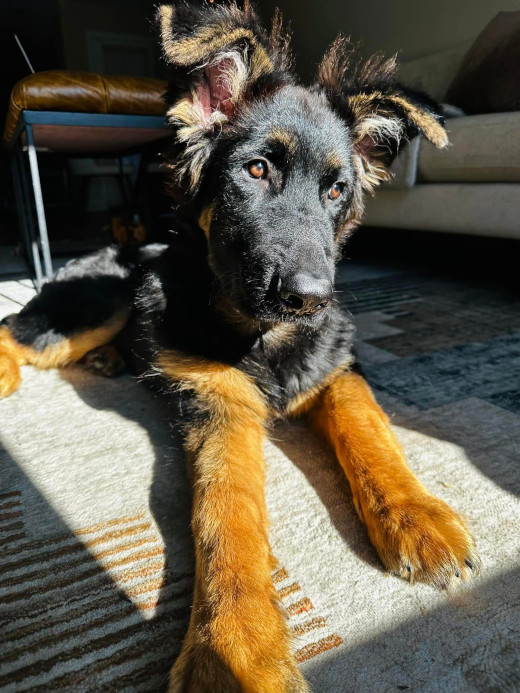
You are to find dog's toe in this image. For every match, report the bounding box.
[367,493,480,589]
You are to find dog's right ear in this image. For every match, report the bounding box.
[157,2,291,193]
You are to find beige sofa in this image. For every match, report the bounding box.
[363,44,520,239]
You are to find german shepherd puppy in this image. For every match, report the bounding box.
[0,2,480,690]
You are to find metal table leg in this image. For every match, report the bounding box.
[25,122,53,281]
[11,145,44,289]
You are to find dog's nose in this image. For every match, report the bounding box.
[279,273,332,315]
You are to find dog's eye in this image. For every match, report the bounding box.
[328,182,344,200]
[247,161,267,179]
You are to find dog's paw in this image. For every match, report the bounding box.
[81,345,126,377]
[0,353,21,398]
[169,642,309,693]
[367,493,480,589]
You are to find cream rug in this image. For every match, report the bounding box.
[1,262,519,692]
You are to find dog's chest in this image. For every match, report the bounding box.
[241,312,356,412]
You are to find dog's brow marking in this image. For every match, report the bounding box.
[325,151,343,171]
[268,128,297,155]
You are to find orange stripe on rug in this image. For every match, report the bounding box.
[75,512,147,536]
[0,534,160,585]
[272,567,289,583]
[295,634,344,662]
[292,616,326,635]
[277,582,301,599]
[82,522,152,548]
[274,565,344,663]
[1,513,149,562]
[287,597,314,616]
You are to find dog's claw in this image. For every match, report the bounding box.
[368,493,480,589]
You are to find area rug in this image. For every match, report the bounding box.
[0,260,519,692]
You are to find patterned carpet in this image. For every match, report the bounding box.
[339,270,520,414]
[0,250,519,691]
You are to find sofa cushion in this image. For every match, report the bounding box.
[397,44,471,102]
[363,184,520,239]
[418,112,520,183]
[445,11,520,115]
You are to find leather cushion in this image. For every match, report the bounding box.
[3,70,167,148]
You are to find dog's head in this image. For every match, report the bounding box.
[158,1,447,326]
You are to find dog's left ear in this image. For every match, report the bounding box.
[157,2,291,193]
[317,37,448,200]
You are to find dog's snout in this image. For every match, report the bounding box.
[279,273,332,315]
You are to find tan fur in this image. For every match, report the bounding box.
[389,95,448,148]
[166,97,227,192]
[162,23,273,80]
[157,351,308,692]
[198,202,216,238]
[324,151,343,172]
[267,128,297,156]
[307,371,479,588]
[0,311,129,398]
[158,4,175,56]
[285,360,354,418]
[268,8,293,72]
[347,91,447,152]
[317,39,447,223]
[261,323,299,351]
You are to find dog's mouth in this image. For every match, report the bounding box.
[213,269,332,329]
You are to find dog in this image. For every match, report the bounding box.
[0,2,480,690]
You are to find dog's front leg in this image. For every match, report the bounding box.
[307,371,480,588]
[160,355,308,693]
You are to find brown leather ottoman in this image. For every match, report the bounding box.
[4,70,169,286]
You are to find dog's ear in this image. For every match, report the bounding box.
[317,36,447,211]
[157,1,291,194]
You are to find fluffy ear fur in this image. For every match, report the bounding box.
[316,36,448,226]
[157,1,292,194]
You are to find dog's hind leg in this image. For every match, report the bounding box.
[305,371,480,589]
[0,252,132,398]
